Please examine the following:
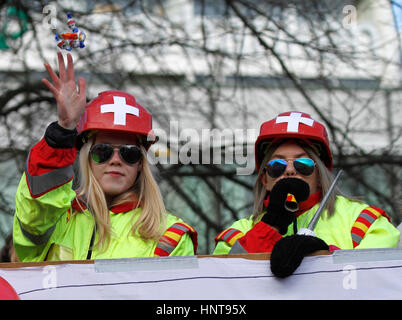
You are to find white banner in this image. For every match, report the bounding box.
[1,248,402,300]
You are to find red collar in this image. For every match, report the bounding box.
[263,191,322,217]
[71,197,139,213]
[110,201,140,213]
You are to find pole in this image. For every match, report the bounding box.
[297,169,343,236]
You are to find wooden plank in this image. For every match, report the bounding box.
[0,250,331,269]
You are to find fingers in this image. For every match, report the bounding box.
[67,53,75,83]
[77,77,86,97]
[42,78,58,98]
[43,53,85,106]
[43,52,79,91]
[57,51,66,82]
[43,62,61,88]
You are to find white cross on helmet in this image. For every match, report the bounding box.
[275,112,314,132]
[100,96,139,126]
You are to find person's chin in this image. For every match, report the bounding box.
[102,184,129,196]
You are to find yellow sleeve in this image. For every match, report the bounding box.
[357,216,400,249]
[154,220,197,256]
[170,233,196,256]
[213,240,233,255]
[13,173,75,262]
[213,217,254,255]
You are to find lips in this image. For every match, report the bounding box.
[106,171,124,177]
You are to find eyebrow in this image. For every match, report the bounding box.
[272,152,308,159]
[95,138,138,145]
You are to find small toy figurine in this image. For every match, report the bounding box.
[55,12,86,51]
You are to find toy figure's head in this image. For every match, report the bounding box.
[67,19,78,32]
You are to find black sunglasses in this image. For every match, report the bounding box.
[90,144,142,165]
[266,158,315,178]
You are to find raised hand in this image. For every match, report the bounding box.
[262,178,310,235]
[42,52,86,130]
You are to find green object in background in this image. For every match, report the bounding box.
[0,6,29,50]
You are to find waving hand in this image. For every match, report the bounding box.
[42,52,86,130]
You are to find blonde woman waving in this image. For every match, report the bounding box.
[13,53,197,261]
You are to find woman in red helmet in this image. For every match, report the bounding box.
[13,53,197,261]
[214,111,399,277]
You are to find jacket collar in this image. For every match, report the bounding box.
[71,196,140,213]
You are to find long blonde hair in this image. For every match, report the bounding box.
[76,135,166,251]
[252,140,341,222]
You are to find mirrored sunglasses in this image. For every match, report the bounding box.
[266,158,315,178]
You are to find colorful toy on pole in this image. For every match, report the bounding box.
[55,12,86,51]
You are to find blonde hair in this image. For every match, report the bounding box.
[252,140,342,222]
[76,135,166,251]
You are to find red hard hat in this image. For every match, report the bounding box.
[0,276,19,300]
[76,90,156,150]
[255,111,333,173]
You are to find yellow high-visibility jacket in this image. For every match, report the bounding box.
[214,196,400,255]
[13,133,196,262]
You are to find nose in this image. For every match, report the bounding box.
[283,160,297,176]
[108,148,122,165]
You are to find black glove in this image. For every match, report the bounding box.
[270,235,329,278]
[261,178,310,235]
